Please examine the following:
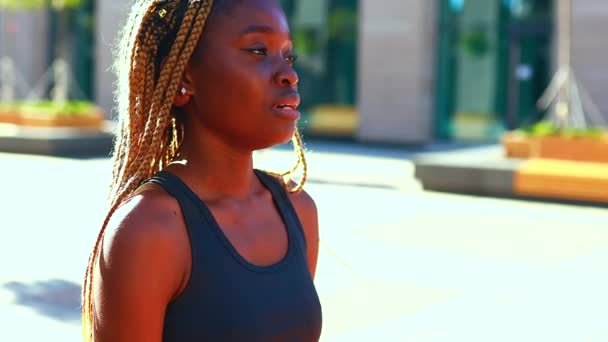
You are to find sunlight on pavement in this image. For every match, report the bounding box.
[1,150,608,341]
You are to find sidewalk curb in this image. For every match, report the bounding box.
[414,147,608,204]
[0,124,113,157]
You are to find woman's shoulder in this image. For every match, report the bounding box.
[99,184,189,297]
[285,184,319,278]
[286,186,317,218]
[107,183,185,244]
[93,185,190,339]
[258,171,317,220]
[285,182,318,245]
[259,171,318,241]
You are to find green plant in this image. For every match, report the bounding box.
[0,0,83,10]
[459,28,490,57]
[18,100,98,116]
[517,120,606,139]
[292,29,321,56]
[328,8,357,43]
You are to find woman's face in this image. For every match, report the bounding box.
[182,0,299,150]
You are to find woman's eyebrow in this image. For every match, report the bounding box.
[238,25,293,41]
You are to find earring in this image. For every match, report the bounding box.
[180,87,187,95]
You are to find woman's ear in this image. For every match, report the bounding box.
[173,85,191,107]
[173,71,194,107]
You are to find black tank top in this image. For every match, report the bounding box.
[145,170,322,342]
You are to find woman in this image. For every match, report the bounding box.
[81,0,322,340]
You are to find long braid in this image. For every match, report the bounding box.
[290,128,308,192]
[147,3,208,173]
[130,9,196,175]
[261,127,308,193]
[113,1,198,201]
[110,1,154,193]
[82,1,213,340]
[117,3,177,192]
[81,4,163,338]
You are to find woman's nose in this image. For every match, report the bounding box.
[274,61,299,88]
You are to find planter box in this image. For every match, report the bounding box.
[502,132,535,159]
[503,132,608,163]
[0,109,19,125]
[0,102,106,130]
[18,111,105,129]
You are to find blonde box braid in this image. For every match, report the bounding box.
[82,0,308,340]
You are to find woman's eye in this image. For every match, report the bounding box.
[249,47,267,55]
[245,47,297,65]
[285,54,298,64]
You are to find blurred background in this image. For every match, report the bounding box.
[1,0,608,341]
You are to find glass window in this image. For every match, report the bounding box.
[0,1,95,101]
[280,0,359,137]
[51,0,95,101]
[435,0,553,141]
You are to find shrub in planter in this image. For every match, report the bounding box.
[503,120,608,163]
[0,0,83,10]
[17,100,105,129]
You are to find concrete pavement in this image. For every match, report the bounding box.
[1,141,608,341]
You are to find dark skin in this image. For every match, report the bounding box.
[93,1,319,341]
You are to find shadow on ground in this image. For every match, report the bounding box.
[3,279,81,323]
[273,138,497,160]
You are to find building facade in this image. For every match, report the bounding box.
[4,0,605,144]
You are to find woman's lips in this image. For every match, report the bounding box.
[272,104,301,120]
[272,93,301,120]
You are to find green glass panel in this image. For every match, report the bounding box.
[435,0,553,141]
[279,0,358,137]
[71,0,95,100]
[508,0,553,128]
[48,0,94,100]
[434,0,457,140]
[451,0,505,140]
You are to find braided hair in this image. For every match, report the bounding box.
[82,0,307,339]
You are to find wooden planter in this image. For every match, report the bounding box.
[1,102,106,130]
[503,132,608,163]
[18,111,105,129]
[502,132,535,159]
[0,108,19,125]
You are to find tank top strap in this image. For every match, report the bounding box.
[254,169,308,250]
[145,171,194,206]
[143,170,213,270]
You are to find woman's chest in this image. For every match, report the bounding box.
[209,201,289,268]
[163,257,322,342]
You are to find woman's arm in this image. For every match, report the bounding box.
[93,190,189,342]
[289,189,320,279]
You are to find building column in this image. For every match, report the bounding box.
[357,0,436,144]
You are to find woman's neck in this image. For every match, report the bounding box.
[168,129,259,201]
